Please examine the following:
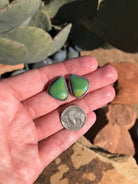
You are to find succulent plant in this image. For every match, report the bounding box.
[44,0,138,52]
[1,0,137,66]
[0,0,9,9]
[0,23,72,64]
[0,0,72,65]
[44,0,104,50]
[0,0,40,33]
[29,1,52,31]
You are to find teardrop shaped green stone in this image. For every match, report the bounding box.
[69,74,89,98]
[48,76,68,101]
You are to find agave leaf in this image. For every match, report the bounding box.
[0,0,9,9]
[52,24,63,31]
[0,0,40,33]
[0,37,28,65]
[49,23,72,56]
[21,17,32,26]
[29,10,52,31]
[97,0,103,10]
[86,0,138,52]
[1,26,53,63]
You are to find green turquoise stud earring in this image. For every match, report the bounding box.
[69,74,89,98]
[48,76,69,101]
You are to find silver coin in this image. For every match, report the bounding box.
[61,105,87,131]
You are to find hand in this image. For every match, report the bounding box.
[0,56,117,184]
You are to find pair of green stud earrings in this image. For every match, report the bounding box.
[48,74,89,101]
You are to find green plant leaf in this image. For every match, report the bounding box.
[1,26,53,63]
[0,0,40,33]
[0,0,9,9]
[49,23,72,56]
[29,10,52,31]
[97,0,103,10]
[86,0,138,52]
[0,37,28,65]
[21,17,32,26]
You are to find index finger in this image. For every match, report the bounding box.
[1,56,98,101]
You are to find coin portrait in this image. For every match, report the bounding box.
[61,105,87,131]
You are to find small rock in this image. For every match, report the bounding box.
[111,62,138,105]
[107,104,136,129]
[11,69,26,76]
[30,58,53,69]
[74,44,83,52]
[52,50,67,62]
[130,104,138,119]
[93,104,136,156]
[24,63,30,70]
[67,47,79,59]
[45,58,53,65]
[116,128,135,156]
[94,123,120,153]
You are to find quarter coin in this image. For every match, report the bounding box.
[61,105,87,131]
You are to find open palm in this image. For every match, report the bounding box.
[0,56,117,184]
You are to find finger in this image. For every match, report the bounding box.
[23,65,117,119]
[1,56,98,101]
[39,111,96,167]
[35,85,115,141]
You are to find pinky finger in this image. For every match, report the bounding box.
[38,111,96,167]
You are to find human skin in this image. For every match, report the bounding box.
[0,56,118,184]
